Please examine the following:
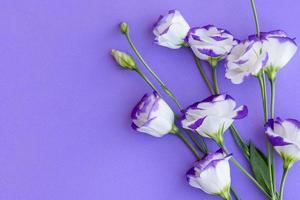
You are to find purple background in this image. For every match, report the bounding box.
[0,0,299,199]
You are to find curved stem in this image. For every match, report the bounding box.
[175,130,201,160]
[135,68,161,95]
[279,167,289,200]
[193,55,215,94]
[250,0,260,37]
[124,32,182,110]
[221,144,272,199]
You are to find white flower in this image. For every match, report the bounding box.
[180,94,247,143]
[153,10,190,49]
[266,118,300,168]
[131,91,175,137]
[187,148,232,199]
[249,30,297,80]
[187,25,237,61]
[225,40,268,84]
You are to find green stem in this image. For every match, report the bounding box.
[174,129,201,160]
[279,167,289,200]
[221,144,272,199]
[270,78,276,195]
[258,74,276,199]
[193,55,215,94]
[124,31,182,110]
[257,75,268,122]
[185,129,207,154]
[250,0,260,37]
[270,79,275,119]
[230,188,240,200]
[196,133,208,153]
[212,65,220,94]
[135,68,161,95]
[229,125,250,160]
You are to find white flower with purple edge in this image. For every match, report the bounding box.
[266,118,300,168]
[187,25,238,62]
[186,148,232,199]
[131,91,175,137]
[180,94,248,143]
[225,39,269,84]
[249,30,297,80]
[153,10,190,49]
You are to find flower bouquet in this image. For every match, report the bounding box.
[110,1,298,199]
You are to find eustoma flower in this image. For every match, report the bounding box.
[186,149,232,200]
[265,118,300,169]
[225,39,268,84]
[250,30,297,80]
[180,94,247,144]
[153,10,190,49]
[131,91,175,137]
[187,25,237,65]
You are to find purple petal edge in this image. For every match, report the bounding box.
[268,135,291,147]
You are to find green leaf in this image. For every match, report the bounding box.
[229,126,250,160]
[249,142,272,195]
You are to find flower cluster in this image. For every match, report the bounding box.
[226,30,297,83]
[111,4,299,200]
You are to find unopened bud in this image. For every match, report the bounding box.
[111,49,137,70]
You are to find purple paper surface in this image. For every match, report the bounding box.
[0,0,299,199]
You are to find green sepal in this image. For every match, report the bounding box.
[216,184,231,200]
[211,124,225,146]
[265,65,279,81]
[281,154,296,170]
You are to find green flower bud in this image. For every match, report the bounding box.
[120,22,129,34]
[111,49,137,70]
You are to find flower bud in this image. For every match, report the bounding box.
[111,49,137,70]
[131,91,175,137]
[120,22,129,34]
[186,148,232,199]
